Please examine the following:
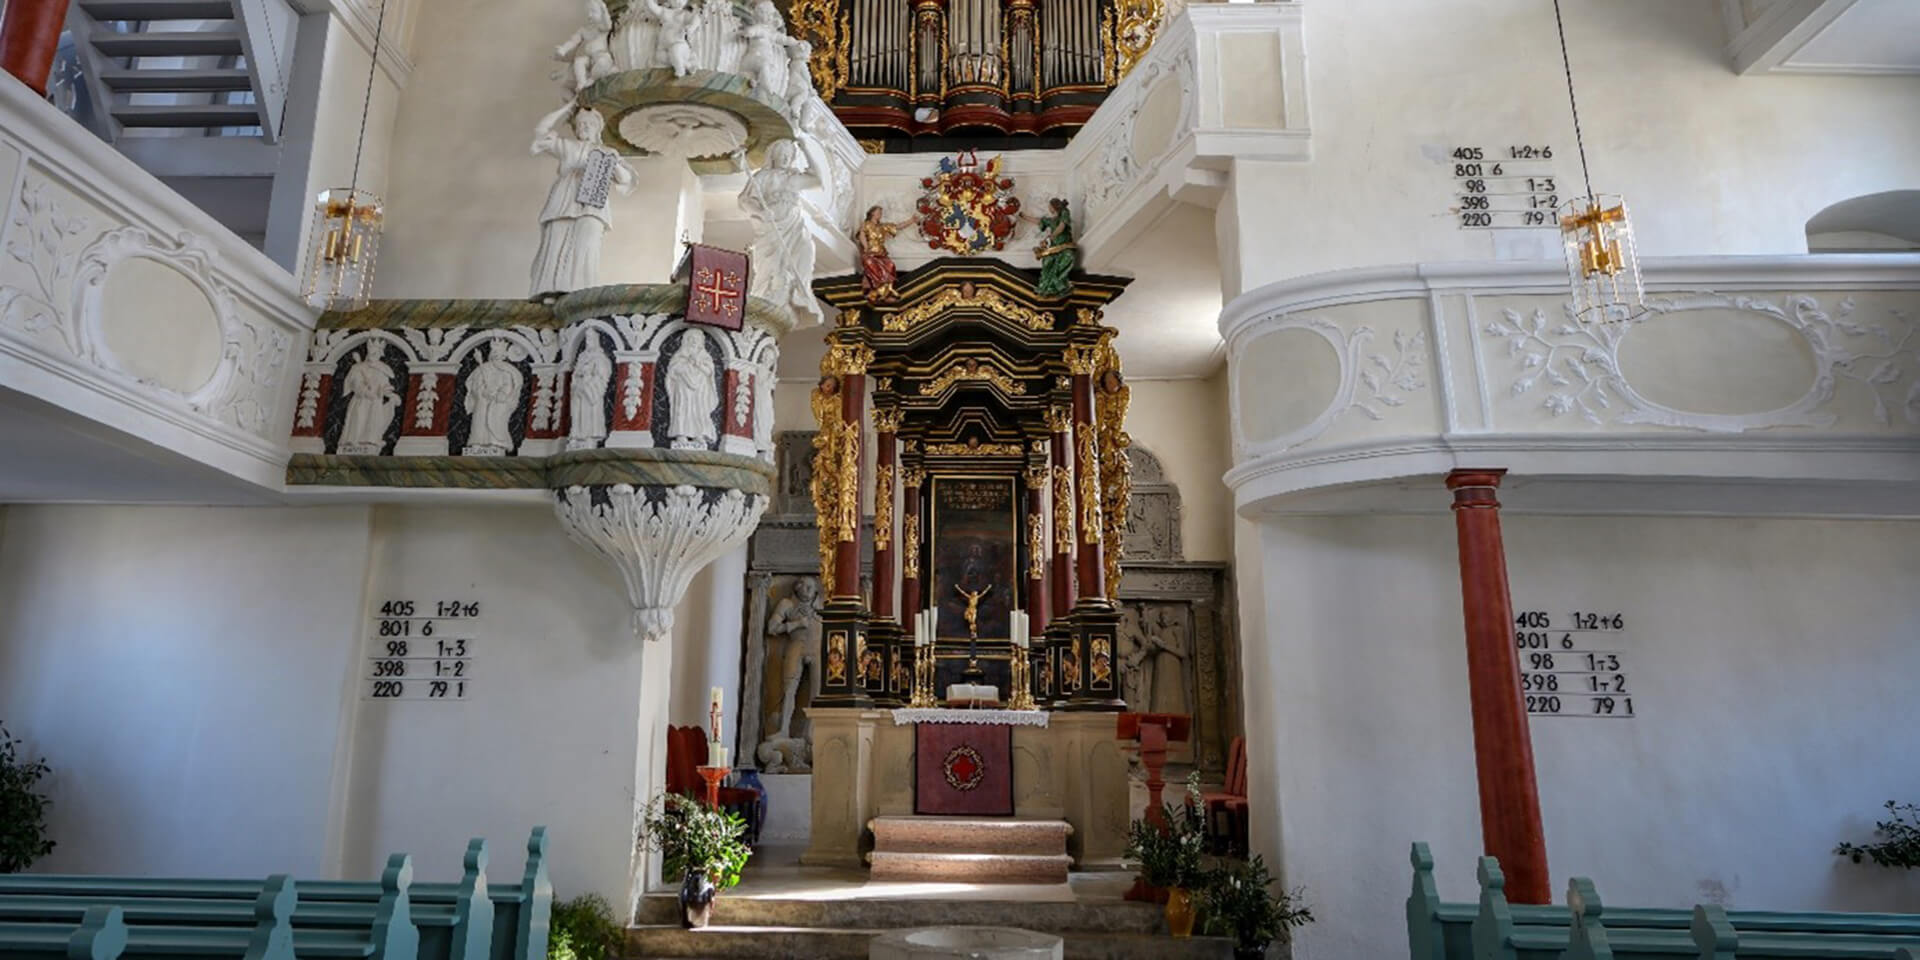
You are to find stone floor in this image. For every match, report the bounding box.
[626,846,1243,959]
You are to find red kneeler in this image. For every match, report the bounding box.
[1200,736,1248,857]
[665,725,761,842]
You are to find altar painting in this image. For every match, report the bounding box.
[931,476,1018,640]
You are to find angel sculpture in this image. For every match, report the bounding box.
[553,0,616,92]
[739,0,788,94]
[642,0,698,77]
[738,140,823,325]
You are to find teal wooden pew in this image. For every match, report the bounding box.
[1409,842,1920,960]
[0,904,127,960]
[303,828,548,960]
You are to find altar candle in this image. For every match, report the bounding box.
[709,742,729,769]
[709,686,723,740]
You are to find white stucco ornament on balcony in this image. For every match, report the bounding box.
[555,484,767,641]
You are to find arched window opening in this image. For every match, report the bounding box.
[1805,190,1920,252]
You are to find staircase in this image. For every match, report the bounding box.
[867,816,1074,885]
[63,0,295,140]
[627,893,1240,959]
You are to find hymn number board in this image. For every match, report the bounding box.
[1451,145,1560,230]
[364,599,479,701]
[1515,610,1635,719]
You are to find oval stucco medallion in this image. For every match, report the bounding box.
[1236,327,1342,445]
[1616,307,1817,416]
[99,256,223,395]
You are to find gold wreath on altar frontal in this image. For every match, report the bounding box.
[874,464,894,552]
[809,369,845,596]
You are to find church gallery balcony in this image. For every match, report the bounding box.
[1219,255,1920,517]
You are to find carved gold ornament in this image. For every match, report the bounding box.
[903,465,926,488]
[883,285,1053,332]
[1052,464,1074,554]
[1028,517,1046,581]
[1024,463,1049,490]
[1076,421,1102,545]
[810,370,844,595]
[1096,349,1131,596]
[792,0,845,100]
[919,359,1026,397]
[837,425,861,542]
[1112,0,1161,80]
[926,440,1025,456]
[858,139,888,155]
[874,464,894,552]
[873,405,903,432]
[826,340,876,376]
[1044,405,1073,434]
[903,514,921,579]
[1063,344,1099,375]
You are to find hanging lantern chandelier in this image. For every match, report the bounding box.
[303,0,391,311]
[1551,0,1645,325]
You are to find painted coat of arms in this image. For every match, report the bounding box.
[916,150,1022,255]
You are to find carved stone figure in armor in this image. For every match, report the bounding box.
[1145,606,1190,715]
[554,0,616,92]
[641,0,698,77]
[338,347,399,455]
[739,140,823,326]
[1119,604,1149,709]
[764,577,824,743]
[665,329,720,448]
[530,105,635,301]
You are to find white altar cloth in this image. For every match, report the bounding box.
[889,707,1051,728]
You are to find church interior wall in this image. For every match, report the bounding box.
[300,9,405,280]
[0,501,700,912]
[1123,376,1233,563]
[0,504,373,880]
[1250,511,1920,960]
[1222,0,1920,295]
[373,0,702,299]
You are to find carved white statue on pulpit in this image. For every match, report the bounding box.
[739,140,823,326]
[530,105,635,303]
[784,39,817,116]
[665,330,719,448]
[764,576,824,744]
[641,0,698,77]
[464,342,524,455]
[338,347,399,455]
[554,0,616,92]
[739,0,788,94]
[569,334,613,448]
[752,359,775,460]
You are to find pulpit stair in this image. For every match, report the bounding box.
[1408,842,1920,960]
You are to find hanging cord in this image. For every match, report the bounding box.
[1551,0,1596,205]
[348,0,391,194]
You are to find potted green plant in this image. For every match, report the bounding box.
[638,792,751,929]
[1123,774,1209,937]
[1835,801,1920,870]
[547,893,622,960]
[0,723,55,874]
[1202,854,1313,959]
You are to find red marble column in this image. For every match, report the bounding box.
[1447,468,1550,905]
[900,463,924,619]
[1,0,66,96]
[1047,408,1076,625]
[1070,371,1105,601]
[832,372,867,600]
[871,410,899,622]
[1024,462,1048,631]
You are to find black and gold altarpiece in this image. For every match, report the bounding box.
[803,257,1141,713]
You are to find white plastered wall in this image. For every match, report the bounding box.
[1220,0,1920,295]
[1254,512,1920,960]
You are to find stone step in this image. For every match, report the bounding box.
[868,816,1072,856]
[868,851,1072,885]
[635,894,1164,934]
[625,924,1238,960]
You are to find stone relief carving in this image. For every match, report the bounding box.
[1120,445,1181,562]
[1118,601,1192,717]
[1486,293,1919,432]
[765,575,824,746]
[1078,47,1195,224]
[1233,314,1429,458]
[568,332,614,447]
[339,347,401,454]
[463,342,527,455]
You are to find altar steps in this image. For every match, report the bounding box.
[626,897,1239,959]
[866,816,1074,884]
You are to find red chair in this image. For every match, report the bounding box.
[1201,736,1248,856]
[665,725,762,843]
